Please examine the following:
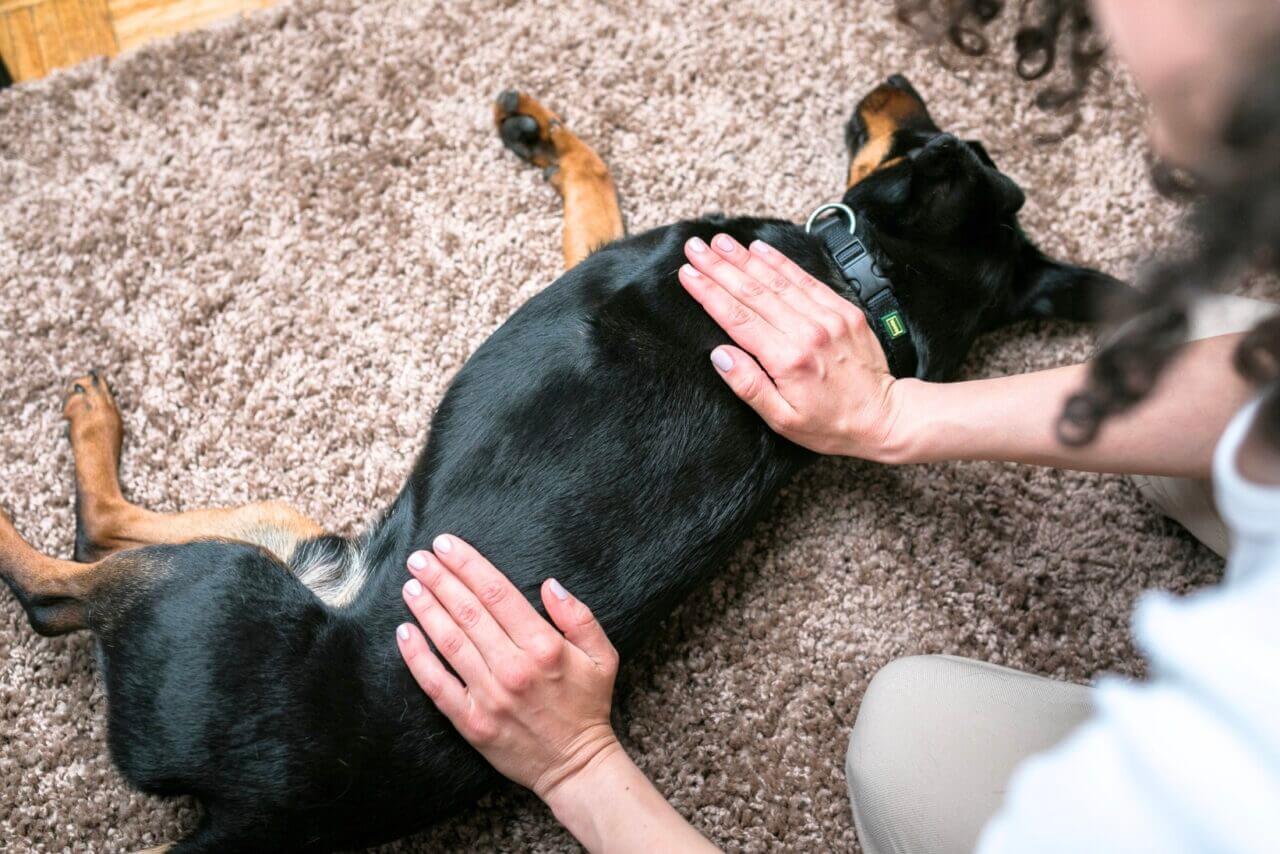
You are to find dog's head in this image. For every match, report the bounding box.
[839,74,1133,379]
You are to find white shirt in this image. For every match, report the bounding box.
[977,390,1280,853]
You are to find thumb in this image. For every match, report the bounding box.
[710,346,795,428]
[542,579,617,667]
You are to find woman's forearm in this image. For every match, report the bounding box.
[544,747,720,854]
[890,333,1252,478]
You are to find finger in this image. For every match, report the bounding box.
[749,239,869,320]
[425,535,551,650]
[710,233,830,318]
[686,236,806,333]
[718,235,834,318]
[541,579,618,668]
[402,579,493,688]
[407,549,519,668]
[678,262,788,361]
[709,346,799,427]
[715,234,853,345]
[397,622,469,720]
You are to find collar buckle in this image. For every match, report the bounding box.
[805,201,919,379]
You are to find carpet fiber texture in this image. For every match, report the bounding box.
[1,0,1274,850]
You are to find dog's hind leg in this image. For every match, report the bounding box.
[494,91,624,270]
[64,372,325,564]
[0,507,145,635]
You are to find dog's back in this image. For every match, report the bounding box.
[78,217,822,851]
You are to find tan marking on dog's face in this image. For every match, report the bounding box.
[849,134,893,186]
[848,84,933,188]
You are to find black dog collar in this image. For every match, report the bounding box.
[805,203,918,378]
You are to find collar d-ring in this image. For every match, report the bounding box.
[805,202,857,235]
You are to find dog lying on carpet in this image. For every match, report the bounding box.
[0,76,1128,851]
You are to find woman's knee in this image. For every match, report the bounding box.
[846,655,1093,854]
[846,655,972,854]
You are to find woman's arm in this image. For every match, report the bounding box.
[890,336,1247,476]
[679,233,1252,479]
[396,535,719,854]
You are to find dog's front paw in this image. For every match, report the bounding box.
[494,90,564,171]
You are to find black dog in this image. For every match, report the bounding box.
[0,76,1126,851]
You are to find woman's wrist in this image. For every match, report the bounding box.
[543,742,719,854]
[534,727,626,803]
[541,742,641,847]
[867,377,940,465]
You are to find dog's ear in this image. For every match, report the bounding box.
[990,171,1027,216]
[1012,256,1138,322]
[965,140,1026,215]
[966,139,996,168]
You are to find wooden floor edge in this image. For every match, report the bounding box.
[0,0,275,83]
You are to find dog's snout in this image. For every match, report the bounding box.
[926,133,957,153]
[912,133,960,177]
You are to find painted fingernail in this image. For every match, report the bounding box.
[750,240,773,255]
[715,234,737,252]
[548,578,570,601]
[433,534,453,554]
[681,263,702,279]
[688,237,708,253]
[405,578,423,597]
[397,624,410,641]
[711,348,734,372]
[407,551,429,572]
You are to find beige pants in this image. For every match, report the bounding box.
[846,294,1278,854]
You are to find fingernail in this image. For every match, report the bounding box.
[688,237,707,253]
[681,263,702,279]
[715,234,737,252]
[405,578,423,597]
[397,624,410,641]
[548,578,570,601]
[750,240,773,256]
[711,348,734,372]
[407,551,429,572]
[433,534,453,554]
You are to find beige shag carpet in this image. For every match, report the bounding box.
[2,0,1273,850]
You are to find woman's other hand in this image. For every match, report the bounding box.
[396,535,621,800]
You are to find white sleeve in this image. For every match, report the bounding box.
[975,566,1280,854]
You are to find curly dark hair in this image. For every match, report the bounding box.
[1062,52,1280,448]
[895,0,1105,140]
[897,0,1280,451]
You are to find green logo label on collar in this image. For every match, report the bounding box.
[881,311,907,339]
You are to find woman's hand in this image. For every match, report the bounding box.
[678,233,915,461]
[397,539,720,853]
[396,535,621,800]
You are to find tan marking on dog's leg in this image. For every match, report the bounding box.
[555,137,624,269]
[0,508,148,633]
[87,501,325,561]
[63,370,125,514]
[65,372,325,562]
[0,511,96,598]
[495,91,624,269]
